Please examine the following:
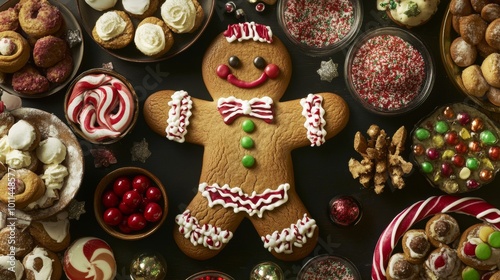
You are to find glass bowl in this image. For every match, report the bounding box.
[344,27,435,116]
[297,254,361,280]
[186,270,235,280]
[94,167,168,240]
[277,0,363,57]
[64,68,139,144]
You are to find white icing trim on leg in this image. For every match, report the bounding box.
[175,210,233,250]
[166,90,192,143]
[261,213,317,254]
[300,94,326,147]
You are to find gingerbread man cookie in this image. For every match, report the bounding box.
[143,22,349,261]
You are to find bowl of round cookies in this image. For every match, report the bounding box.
[0,108,84,221]
[94,167,168,240]
[440,1,500,114]
[76,0,215,62]
[0,0,84,98]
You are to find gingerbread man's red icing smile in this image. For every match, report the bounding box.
[144,22,350,261]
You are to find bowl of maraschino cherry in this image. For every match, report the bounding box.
[94,167,168,240]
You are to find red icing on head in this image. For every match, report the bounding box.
[223,22,273,43]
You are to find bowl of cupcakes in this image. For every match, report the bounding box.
[0,0,84,98]
[63,68,139,145]
[277,0,363,56]
[76,0,215,62]
[440,1,500,115]
[94,167,168,240]
[0,108,84,221]
[344,27,435,116]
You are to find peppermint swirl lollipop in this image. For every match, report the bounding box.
[372,195,500,280]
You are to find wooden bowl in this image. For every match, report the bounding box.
[94,167,168,240]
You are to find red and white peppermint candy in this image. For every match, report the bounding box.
[63,237,116,280]
[66,73,135,141]
[372,195,500,280]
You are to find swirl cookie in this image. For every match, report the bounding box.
[0,168,46,210]
[143,22,349,261]
[0,31,30,73]
[63,237,116,280]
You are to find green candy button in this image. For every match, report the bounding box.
[480,130,498,146]
[462,267,480,280]
[241,136,254,149]
[435,121,449,134]
[242,119,255,133]
[466,158,479,170]
[415,128,430,140]
[488,231,500,248]
[242,155,255,168]
[475,243,492,260]
[421,162,433,173]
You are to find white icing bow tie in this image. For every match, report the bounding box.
[217,96,274,124]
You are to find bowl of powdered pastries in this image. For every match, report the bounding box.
[0,108,84,221]
[0,0,84,98]
[440,0,500,114]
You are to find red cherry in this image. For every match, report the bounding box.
[103,208,123,226]
[143,202,163,222]
[118,201,136,215]
[122,190,142,209]
[113,177,131,197]
[146,187,162,202]
[132,175,151,194]
[127,214,147,231]
[139,197,151,212]
[102,190,119,208]
[433,255,445,269]
[464,242,477,256]
[118,217,133,233]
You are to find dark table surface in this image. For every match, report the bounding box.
[9,0,500,279]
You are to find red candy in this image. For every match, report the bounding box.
[101,173,164,233]
[433,255,445,269]
[464,242,477,256]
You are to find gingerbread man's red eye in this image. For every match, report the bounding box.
[228,56,240,68]
[253,56,266,69]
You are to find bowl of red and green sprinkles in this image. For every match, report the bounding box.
[297,254,361,280]
[344,27,435,115]
[277,0,363,57]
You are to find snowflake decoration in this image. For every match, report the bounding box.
[317,59,339,82]
[131,138,152,163]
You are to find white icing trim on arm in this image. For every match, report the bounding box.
[300,94,327,147]
[166,90,192,143]
[261,213,317,254]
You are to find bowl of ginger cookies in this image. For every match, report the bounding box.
[440,0,500,115]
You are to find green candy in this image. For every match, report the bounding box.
[415,128,430,140]
[466,158,479,170]
[241,136,254,149]
[242,119,255,133]
[421,162,433,173]
[434,121,449,134]
[242,155,255,168]
[480,130,498,145]
[475,243,492,260]
[462,267,480,280]
[488,231,500,248]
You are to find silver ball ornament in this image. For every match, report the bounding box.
[249,261,283,280]
[130,252,167,280]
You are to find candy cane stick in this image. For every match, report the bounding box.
[372,195,500,280]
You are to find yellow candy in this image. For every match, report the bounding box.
[442,150,455,159]
[433,135,444,148]
[482,158,494,169]
[460,128,471,140]
[479,226,495,242]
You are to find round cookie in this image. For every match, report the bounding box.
[450,0,473,16]
[385,253,420,280]
[22,246,62,280]
[7,119,40,151]
[457,223,500,271]
[134,17,174,57]
[143,22,349,261]
[487,86,500,106]
[122,0,159,19]
[401,229,431,264]
[481,53,500,88]
[92,10,134,49]
[18,0,62,38]
[0,7,20,32]
[486,18,500,50]
[462,64,490,97]
[0,255,24,280]
[32,35,68,68]
[160,0,204,33]
[459,14,488,45]
[28,211,70,252]
[0,227,35,258]
[0,168,46,209]
[0,30,30,73]
[423,245,464,279]
[382,0,440,28]
[425,213,460,248]
[450,37,477,67]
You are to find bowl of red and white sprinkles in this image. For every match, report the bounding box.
[64,68,138,144]
[277,0,363,56]
[345,27,435,116]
